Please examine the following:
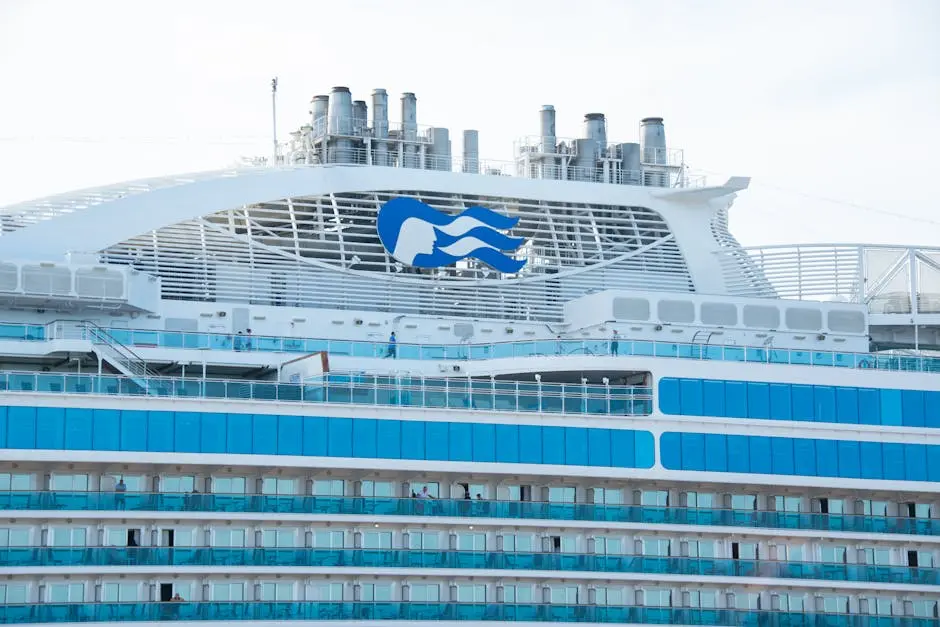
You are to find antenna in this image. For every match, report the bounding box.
[271,77,279,166]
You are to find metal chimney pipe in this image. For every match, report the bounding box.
[371,88,389,166]
[463,130,479,174]
[540,105,556,153]
[401,92,418,168]
[640,117,666,165]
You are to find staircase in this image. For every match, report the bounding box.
[80,322,160,391]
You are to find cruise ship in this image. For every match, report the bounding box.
[0,85,938,626]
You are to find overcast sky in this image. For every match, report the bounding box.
[1,0,938,248]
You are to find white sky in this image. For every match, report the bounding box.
[1,0,938,248]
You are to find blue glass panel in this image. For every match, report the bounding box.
[901,390,926,428]
[494,424,520,463]
[771,438,794,475]
[880,389,903,426]
[200,413,227,453]
[587,429,611,467]
[424,422,449,461]
[251,414,277,454]
[769,384,791,421]
[678,378,703,416]
[748,437,772,473]
[859,442,883,479]
[726,435,749,472]
[635,431,655,469]
[928,445,940,482]
[704,434,727,472]
[276,415,302,456]
[791,384,814,421]
[837,441,860,478]
[659,432,681,469]
[326,417,352,457]
[542,426,565,465]
[303,417,328,456]
[471,423,495,462]
[926,391,940,428]
[376,420,401,459]
[792,438,816,476]
[904,444,927,481]
[611,429,637,468]
[36,407,65,449]
[173,412,200,453]
[351,418,377,458]
[702,380,725,416]
[518,425,542,464]
[0,406,5,448]
[659,378,680,414]
[64,408,93,450]
[449,423,472,461]
[120,410,146,451]
[882,442,905,480]
[746,383,770,419]
[815,439,838,477]
[92,409,120,451]
[400,420,425,460]
[814,386,836,423]
[147,411,174,453]
[564,428,588,466]
[835,387,859,424]
[681,433,706,471]
[857,388,882,425]
[725,381,747,418]
[226,413,252,454]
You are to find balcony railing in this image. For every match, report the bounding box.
[5,321,936,375]
[2,492,936,537]
[2,546,936,585]
[0,601,931,626]
[0,371,653,417]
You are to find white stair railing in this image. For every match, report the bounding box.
[81,321,159,388]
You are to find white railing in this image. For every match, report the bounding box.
[715,244,940,315]
[273,145,705,189]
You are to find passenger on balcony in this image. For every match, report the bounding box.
[385,332,397,358]
[611,330,619,356]
[115,479,126,510]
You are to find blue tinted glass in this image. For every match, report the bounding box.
[746,383,770,419]
[901,390,926,428]
[702,380,725,416]
[678,379,703,415]
[835,387,859,424]
[725,381,747,418]
[837,441,860,478]
[748,437,772,473]
[769,384,791,420]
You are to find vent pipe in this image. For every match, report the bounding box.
[428,128,451,171]
[618,143,641,185]
[640,117,666,165]
[311,95,329,136]
[401,92,418,168]
[328,86,353,163]
[352,100,368,137]
[371,89,389,166]
[539,105,556,153]
[328,86,353,135]
[462,130,479,174]
[584,113,607,158]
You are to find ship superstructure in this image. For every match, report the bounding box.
[0,86,939,626]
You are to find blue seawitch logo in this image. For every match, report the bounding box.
[376,197,527,273]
